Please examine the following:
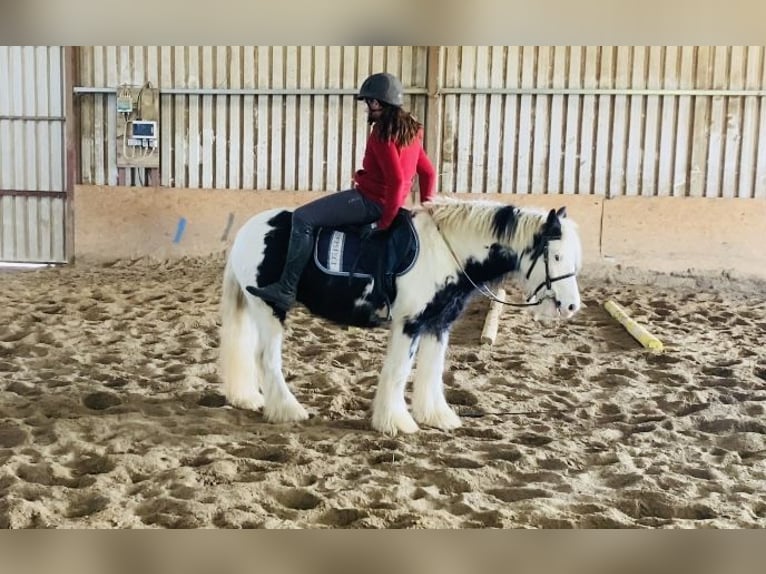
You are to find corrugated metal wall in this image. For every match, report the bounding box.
[0,45,67,262]
[76,46,766,199]
[78,46,428,190]
[438,46,766,198]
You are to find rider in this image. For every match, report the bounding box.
[247,72,436,312]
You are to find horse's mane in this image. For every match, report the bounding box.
[421,197,556,251]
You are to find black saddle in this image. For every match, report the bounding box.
[313,209,419,316]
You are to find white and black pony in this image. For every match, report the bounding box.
[219,198,582,435]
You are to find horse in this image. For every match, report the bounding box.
[219,197,582,435]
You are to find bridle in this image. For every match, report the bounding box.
[429,211,577,308]
[521,234,578,307]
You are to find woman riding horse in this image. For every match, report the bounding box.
[246,72,436,313]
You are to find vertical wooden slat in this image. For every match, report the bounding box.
[78,48,94,184]
[160,46,173,187]
[297,46,312,190]
[106,47,118,186]
[144,46,159,186]
[547,46,567,195]
[753,47,766,198]
[256,46,270,190]
[0,47,12,257]
[593,46,614,197]
[641,46,662,196]
[270,46,284,191]
[469,47,489,194]
[61,45,72,262]
[485,46,505,194]
[215,46,228,189]
[283,46,298,191]
[440,46,458,194]
[10,47,25,259]
[187,47,200,189]
[516,46,536,194]
[531,46,552,194]
[673,46,695,197]
[658,46,679,196]
[689,46,712,197]
[340,46,357,192]
[722,46,745,198]
[33,47,49,259]
[609,46,631,198]
[739,46,762,199]
[577,46,599,195]
[500,46,521,194]
[312,46,327,191]
[201,46,214,189]
[24,48,39,260]
[174,46,187,188]
[563,46,583,195]
[228,46,241,189]
[241,47,256,190]
[93,47,106,185]
[706,46,729,198]
[455,46,475,194]
[325,46,341,191]
[625,47,646,196]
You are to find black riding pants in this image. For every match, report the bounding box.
[292,189,383,229]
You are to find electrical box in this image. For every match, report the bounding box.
[116,94,133,114]
[116,85,160,169]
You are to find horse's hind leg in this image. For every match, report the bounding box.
[371,323,420,435]
[219,262,264,410]
[254,303,309,424]
[412,332,462,431]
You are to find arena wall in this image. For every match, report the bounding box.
[73,185,766,280]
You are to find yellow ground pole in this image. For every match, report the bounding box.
[603,300,664,351]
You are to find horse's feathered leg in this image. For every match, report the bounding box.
[412,332,462,430]
[371,323,420,435]
[254,302,309,424]
[219,259,264,410]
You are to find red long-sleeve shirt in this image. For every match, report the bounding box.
[353,127,435,230]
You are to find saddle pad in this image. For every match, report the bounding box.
[313,211,418,281]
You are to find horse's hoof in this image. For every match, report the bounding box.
[371,409,419,436]
[264,400,309,423]
[225,393,265,411]
[413,405,462,431]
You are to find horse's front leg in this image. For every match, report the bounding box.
[371,323,420,435]
[412,331,462,431]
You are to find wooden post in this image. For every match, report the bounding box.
[480,289,506,345]
[64,46,79,264]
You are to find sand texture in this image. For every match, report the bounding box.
[1,256,765,528]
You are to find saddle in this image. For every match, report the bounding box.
[313,209,419,317]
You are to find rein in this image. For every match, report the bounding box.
[427,209,576,308]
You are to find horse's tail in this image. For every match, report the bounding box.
[219,256,258,405]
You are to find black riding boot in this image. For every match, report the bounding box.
[246,220,314,312]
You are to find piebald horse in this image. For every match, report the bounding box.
[220,198,582,435]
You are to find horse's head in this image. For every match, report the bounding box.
[521,207,582,320]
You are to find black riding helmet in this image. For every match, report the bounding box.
[356,72,404,107]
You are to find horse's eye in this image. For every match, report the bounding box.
[554,254,561,262]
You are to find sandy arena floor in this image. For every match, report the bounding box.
[0,256,765,528]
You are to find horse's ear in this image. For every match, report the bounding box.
[545,208,562,236]
[556,206,567,218]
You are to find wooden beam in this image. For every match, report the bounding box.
[64,46,79,264]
